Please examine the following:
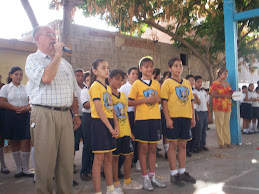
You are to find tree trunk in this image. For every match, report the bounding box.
[20,0,39,29]
[61,0,73,62]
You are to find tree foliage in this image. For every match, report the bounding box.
[78,0,259,83]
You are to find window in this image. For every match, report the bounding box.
[180,53,188,66]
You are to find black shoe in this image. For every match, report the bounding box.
[165,152,168,159]
[201,146,209,151]
[1,167,10,174]
[118,171,124,179]
[22,172,34,177]
[157,147,162,152]
[73,180,78,187]
[170,173,185,186]
[192,148,199,153]
[80,173,91,181]
[180,172,196,184]
[14,172,23,178]
[186,151,192,157]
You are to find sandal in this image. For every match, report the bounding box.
[219,145,226,149]
[225,144,233,148]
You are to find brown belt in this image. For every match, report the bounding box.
[34,105,70,111]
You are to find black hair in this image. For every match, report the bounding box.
[90,59,106,86]
[186,74,194,80]
[242,85,247,90]
[83,71,90,81]
[122,71,127,79]
[194,75,202,82]
[153,68,161,80]
[248,83,254,92]
[256,86,259,91]
[138,57,153,79]
[128,67,137,75]
[74,68,84,73]
[167,58,182,78]
[109,69,124,79]
[163,71,170,79]
[7,66,23,84]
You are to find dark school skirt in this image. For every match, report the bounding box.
[240,103,252,119]
[2,109,31,140]
[91,118,116,153]
[0,109,4,136]
[252,107,259,118]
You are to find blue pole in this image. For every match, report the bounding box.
[234,8,259,21]
[223,0,241,144]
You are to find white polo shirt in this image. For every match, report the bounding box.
[0,82,29,107]
[80,86,91,113]
[195,89,208,112]
[119,81,134,112]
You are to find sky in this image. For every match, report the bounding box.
[0,0,117,39]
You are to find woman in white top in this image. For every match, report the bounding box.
[0,67,33,178]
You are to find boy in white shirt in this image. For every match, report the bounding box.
[194,76,209,151]
[119,67,139,170]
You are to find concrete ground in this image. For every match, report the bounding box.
[0,124,259,194]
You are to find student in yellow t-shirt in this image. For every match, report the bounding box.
[161,58,196,187]
[109,69,143,192]
[128,56,166,191]
[89,59,119,194]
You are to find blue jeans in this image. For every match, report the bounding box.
[80,113,93,175]
[197,111,208,147]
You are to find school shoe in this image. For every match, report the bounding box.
[165,152,168,159]
[1,167,10,174]
[186,150,192,157]
[73,180,78,187]
[179,172,196,184]
[80,173,91,181]
[135,160,141,172]
[14,172,23,178]
[123,179,143,190]
[170,173,185,186]
[201,146,209,151]
[143,178,153,191]
[106,188,124,194]
[150,176,166,188]
[114,186,124,194]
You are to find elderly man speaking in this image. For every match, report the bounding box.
[25,25,81,194]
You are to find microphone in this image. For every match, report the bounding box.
[63,46,72,54]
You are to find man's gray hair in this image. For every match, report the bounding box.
[33,25,52,42]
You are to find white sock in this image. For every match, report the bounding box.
[252,123,256,129]
[142,174,149,180]
[171,169,178,176]
[163,144,169,152]
[31,147,35,169]
[13,151,22,174]
[0,148,7,168]
[149,172,155,179]
[21,152,31,174]
[178,168,186,174]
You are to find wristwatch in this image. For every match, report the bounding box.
[74,114,80,117]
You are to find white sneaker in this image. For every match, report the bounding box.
[123,179,143,190]
[135,160,141,172]
[253,127,259,133]
[155,163,158,168]
[106,187,124,194]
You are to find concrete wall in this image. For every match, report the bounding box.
[68,24,208,80]
[0,39,37,85]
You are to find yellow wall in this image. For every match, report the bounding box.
[0,50,32,85]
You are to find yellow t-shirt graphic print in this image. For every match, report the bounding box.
[161,78,194,118]
[89,81,113,119]
[112,92,131,138]
[128,79,161,121]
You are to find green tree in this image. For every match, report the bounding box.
[78,0,259,83]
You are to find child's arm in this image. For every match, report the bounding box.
[162,100,174,129]
[191,101,196,128]
[128,96,155,106]
[193,93,201,105]
[112,109,119,138]
[94,100,117,137]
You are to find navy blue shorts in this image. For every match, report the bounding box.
[113,136,134,156]
[91,118,116,153]
[164,118,192,141]
[134,119,162,143]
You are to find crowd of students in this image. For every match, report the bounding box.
[240,82,259,134]
[2,56,257,194]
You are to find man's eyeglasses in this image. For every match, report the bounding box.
[39,33,57,38]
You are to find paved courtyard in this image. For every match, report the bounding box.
[1,124,259,194]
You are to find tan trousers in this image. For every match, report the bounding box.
[214,111,231,146]
[30,106,74,194]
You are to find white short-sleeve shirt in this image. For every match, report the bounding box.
[119,82,134,112]
[81,86,91,113]
[0,83,29,107]
[195,89,208,112]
